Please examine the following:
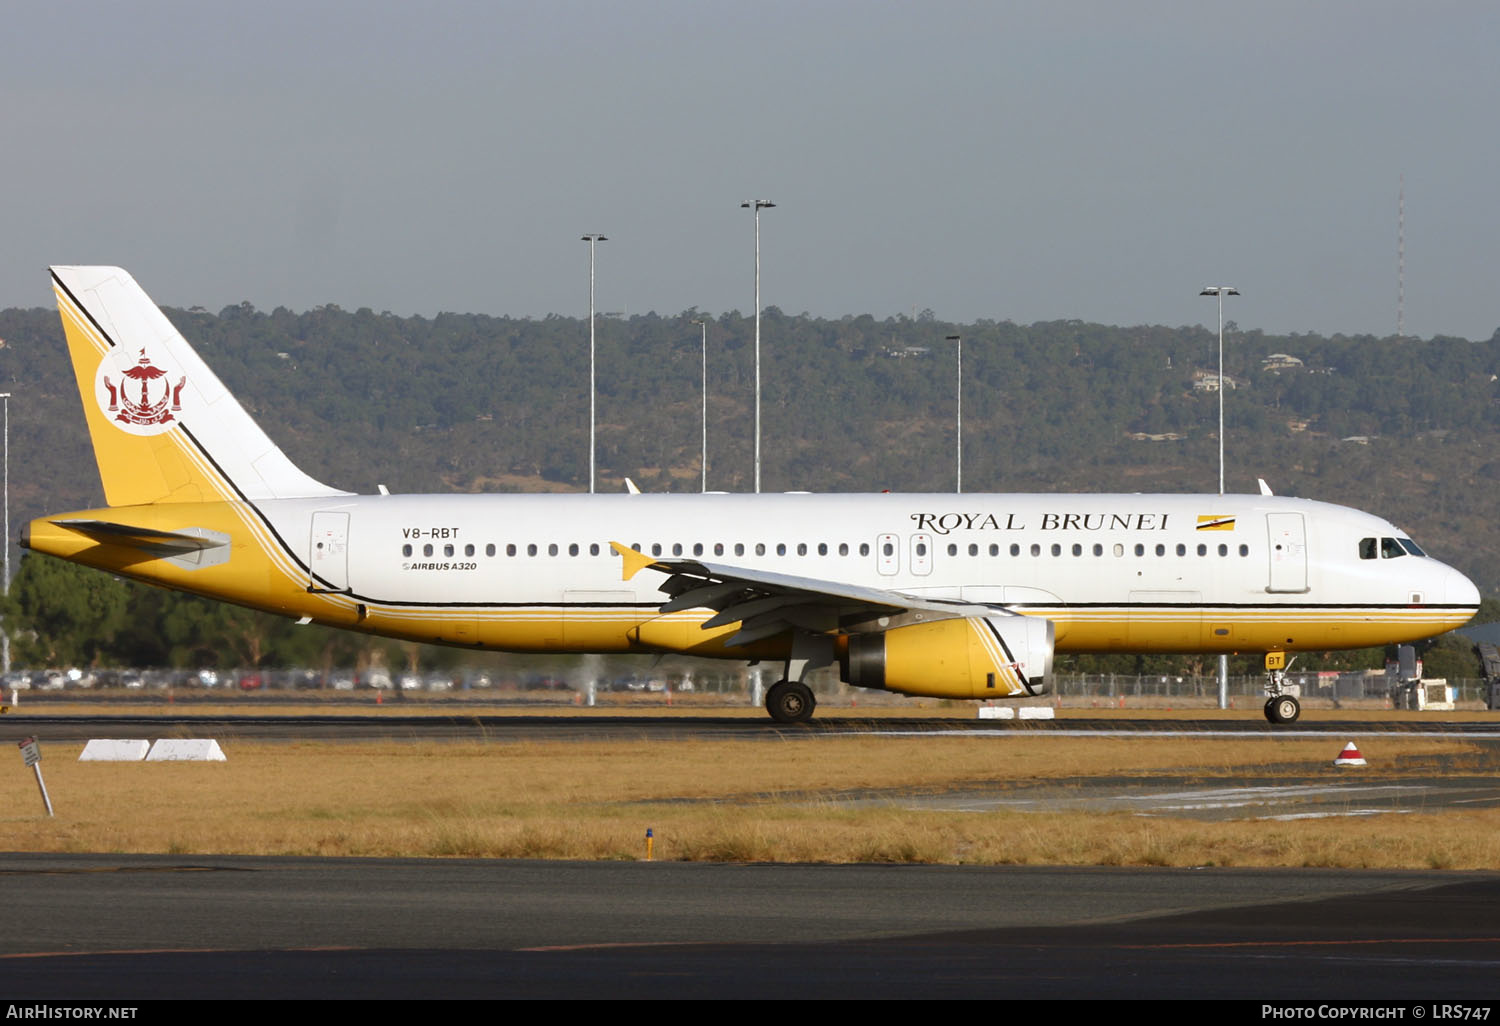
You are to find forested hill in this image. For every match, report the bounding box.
[0,301,1496,592]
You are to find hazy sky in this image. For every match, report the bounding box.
[4,0,1497,339]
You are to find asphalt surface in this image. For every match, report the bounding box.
[1,855,1498,999]
[4,711,1500,742]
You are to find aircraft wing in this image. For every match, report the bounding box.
[611,541,997,647]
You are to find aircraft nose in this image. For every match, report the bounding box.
[1447,569,1481,609]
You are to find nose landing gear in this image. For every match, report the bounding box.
[1262,651,1300,724]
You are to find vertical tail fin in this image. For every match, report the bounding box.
[51,266,351,507]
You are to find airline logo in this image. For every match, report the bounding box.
[1196,515,1236,531]
[94,347,186,436]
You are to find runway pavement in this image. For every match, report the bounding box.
[1,855,1498,999]
[3,710,1500,742]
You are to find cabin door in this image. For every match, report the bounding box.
[309,511,351,593]
[1266,512,1308,593]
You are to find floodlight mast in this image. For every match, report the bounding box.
[1200,286,1239,711]
[741,201,775,492]
[1199,286,1239,496]
[582,234,608,493]
[946,335,962,493]
[692,318,708,492]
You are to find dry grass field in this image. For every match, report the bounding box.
[3,726,1498,869]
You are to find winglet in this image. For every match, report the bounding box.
[611,541,655,582]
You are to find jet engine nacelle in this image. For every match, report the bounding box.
[843,615,1054,700]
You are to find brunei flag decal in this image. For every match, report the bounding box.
[1196,515,1236,531]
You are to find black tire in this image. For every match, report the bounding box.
[1263,697,1278,723]
[766,680,816,724]
[1270,695,1301,724]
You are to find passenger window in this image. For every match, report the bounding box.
[486,544,496,557]
[589,543,599,556]
[568,543,579,556]
[548,543,558,556]
[796,543,807,556]
[1113,544,1124,557]
[1050,544,1061,556]
[651,543,662,556]
[1071,544,1082,556]
[989,544,999,556]
[1197,544,1207,556]
[1175,544,1186,556]
[735,543,745,556]
[859,543,870,556]
[818,543,828,556]
[672,543,683,556]
[1030,544,1041,557]
[714,543,723,556]
[423,544,434,557]
[947,544,957,556]
[693,543,703,556]
[402,544,412,557]
[970,544,980,556]
[1154,544,1165,557]
[882,542,894,557]
[1092,544,1103,556]
[777,543,787,556]
[916,542,927,557]
[1133,544,1144,556]
[506,544,517,557]
[527,544,538,557]
[1010,544,1021,556]
[839,543,849,556]
[756,543,766,556]
[1218,544,1228,556]
[1238,544,1249,557]
[465,544,475,556]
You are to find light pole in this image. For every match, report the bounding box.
[691,318,708,492]
[946,335,962,493]
[1200,286,1238,710]
[1199,286,1238,495]
[2,392,11,675]
[741,200,774,493]
[582,235,607,493]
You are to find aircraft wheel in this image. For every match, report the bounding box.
[1263,698,1278,723]
[1268,695,1301,725]
[766,680,816,724]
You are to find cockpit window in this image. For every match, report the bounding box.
[1398,537,1426,557]
[1358,538,1377,560]
[1380,537,1406,559]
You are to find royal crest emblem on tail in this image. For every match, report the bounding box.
[94,346,187,435]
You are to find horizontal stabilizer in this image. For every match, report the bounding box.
[52,519,227,554]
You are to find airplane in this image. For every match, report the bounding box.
[23,266,1482,725]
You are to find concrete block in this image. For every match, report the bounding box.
[79,739,151,762]
[146,739,226,761]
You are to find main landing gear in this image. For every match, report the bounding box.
[762,634,829,724]
[765,680,816,724]
[1262,651,1300,725]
